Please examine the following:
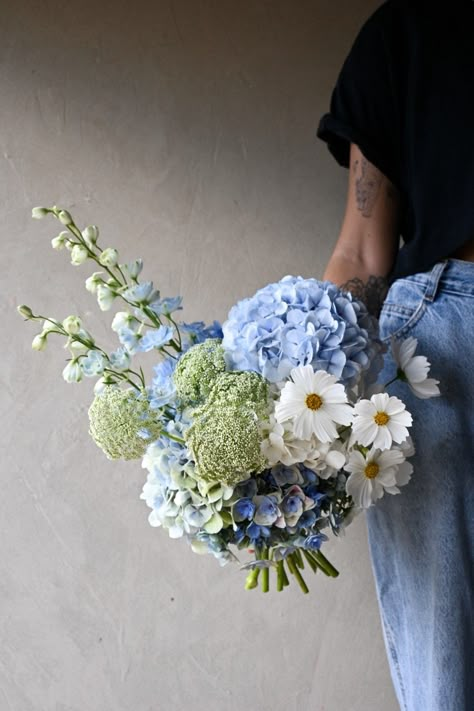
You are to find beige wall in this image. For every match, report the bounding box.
[3,1,399,710]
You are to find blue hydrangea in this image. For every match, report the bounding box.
[222,275,383,387]
[178,320,223,350]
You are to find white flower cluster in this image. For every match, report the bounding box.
[260,336,439,510]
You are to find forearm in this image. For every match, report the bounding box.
[323,144,400,317]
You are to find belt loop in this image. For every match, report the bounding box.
[424,260,448,302]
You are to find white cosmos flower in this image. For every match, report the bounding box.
[345,447,406,508]
[391,336,440,399]
[352,392,412,450]
[275,365,353,442]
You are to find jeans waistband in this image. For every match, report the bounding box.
[400,258,474,299]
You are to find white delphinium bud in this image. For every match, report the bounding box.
[64,327,95,351]
[97,283,116,311]
[70,244,89,265]
[111,311,140,332]
[58,210,73,226]
[32,333,47,351]
[32,206,49,219]
[123,259,143,281]
[51,231,69,250]
[99,248,119,268]
[62,358,83,383]
[85,271,104,293]
[82,225,99,248]
[62,315,82,335]
[42,318,60,333]
[17,304,34,319]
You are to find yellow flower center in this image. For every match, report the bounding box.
[306,393,323,411]
[364,463,380,479]
[374,411,390,426]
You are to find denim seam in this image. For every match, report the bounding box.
[380,610,409,711]
[380,298,428,343]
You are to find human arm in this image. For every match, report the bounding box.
[323,143,401,316]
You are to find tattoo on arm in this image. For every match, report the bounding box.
[353,158,383,217]
[339,275,389,317]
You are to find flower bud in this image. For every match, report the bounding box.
[62,315,82,335]
[51,231,69,250]
[123,259,143,280]
[42,319,59,333]
[97,283,116,311]
[17,304,34,319]
[70,244,89,265]
[85,271,104,293]
[99,248,119,268]
[82,225,99,248]
[111,311,139,332]
[58,210,73,226]
[31,206,50,219]
[32,333,47,351]
[62,358,83,383]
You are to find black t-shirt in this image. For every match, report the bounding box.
[317,0,474,280]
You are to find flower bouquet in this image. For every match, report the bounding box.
[18,206,440,593]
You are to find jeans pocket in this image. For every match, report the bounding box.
[379,277,427,343]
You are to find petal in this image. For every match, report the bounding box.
[344,450,366,474]
[398,337,418,367]
[410,378,440,399]
[354,399,377,417]
[311,412,338,443]
[352,419,378,446]
[323,402,354,426]
[387,421,410,444]
[290,364,316,391]
[275,399,304,422]
[391,409,413,428]
[326,449,346,470]
[405,355,430,383]
[371,392,389,411]
[346,472,374,509]
[372,426,393,451]
[385,396,408,416]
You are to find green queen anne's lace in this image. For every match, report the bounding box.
[173,338,226,404]
[185,371,270,486]
[88,386,162,460]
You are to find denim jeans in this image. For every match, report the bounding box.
[365,259,474,711]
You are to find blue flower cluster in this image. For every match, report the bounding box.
[227,464,335,553]
[222,275,383,387]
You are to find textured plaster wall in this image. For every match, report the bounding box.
[2,1,398,710]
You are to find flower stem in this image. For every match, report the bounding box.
[244,567,260,590]
[302,550,318,574]
[261,548,269,593]
[287,553,309,594]
[276,560,284,591]
[311,551,339,578]
[294,549,305,569]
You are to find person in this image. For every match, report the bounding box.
[316,1,474,710]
